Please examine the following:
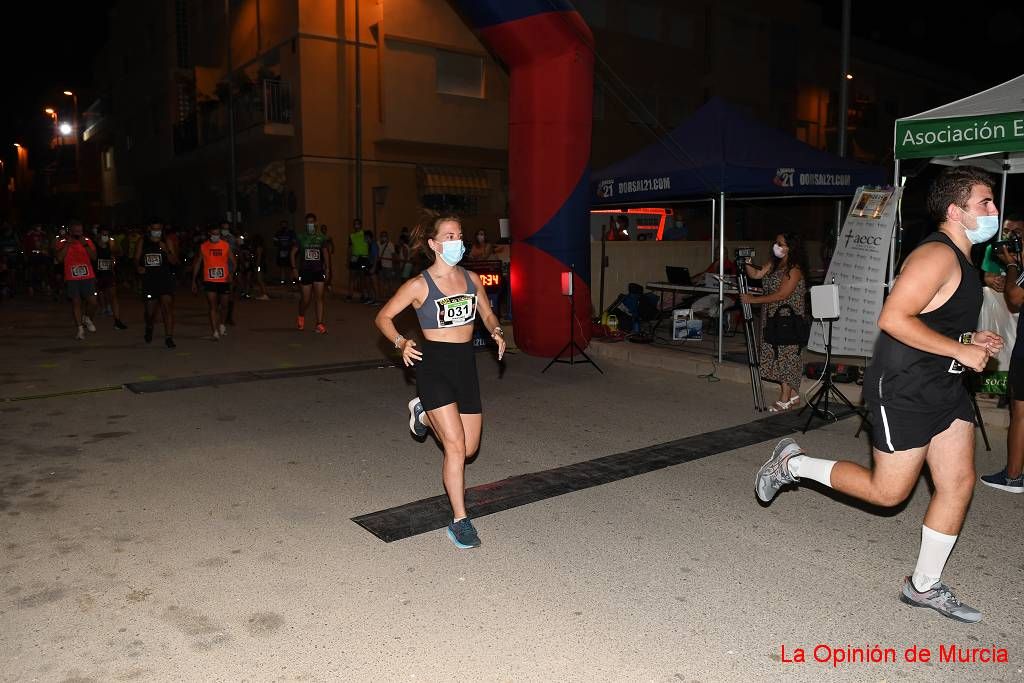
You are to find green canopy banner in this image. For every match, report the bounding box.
[895,112,1024,159]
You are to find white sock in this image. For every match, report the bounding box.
[787,455,836,487]
[911,525,957,592]
[418,412,428,427]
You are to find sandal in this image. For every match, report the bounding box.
[769,396,801,413]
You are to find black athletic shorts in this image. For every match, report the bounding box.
[349,257,369,272]
[416,340,482,414]
[203,282,230,294]
[866,395,974,453]
[143,277,176,299]
[298,271,326,285]
[96,273,116,290]
[1009,355,1024,400]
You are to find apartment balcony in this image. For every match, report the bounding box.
[175,79,293,156]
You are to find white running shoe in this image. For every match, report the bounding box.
[75,325,85,340]
[218,323,228,337]
[82,316,96,333]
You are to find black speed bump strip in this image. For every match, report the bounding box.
[125,359,395,393]
[352,408,854,542]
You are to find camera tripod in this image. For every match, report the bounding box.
[800,318,870,432]
[736,267,767,412]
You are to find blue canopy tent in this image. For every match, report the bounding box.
[592,97,887,361]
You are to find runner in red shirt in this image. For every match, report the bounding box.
[55,219,98,340]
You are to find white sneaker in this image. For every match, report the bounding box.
[218,324,227,337]
[82,316,96,333]
[75,325,85,340]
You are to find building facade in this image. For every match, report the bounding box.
[85,0,992,249]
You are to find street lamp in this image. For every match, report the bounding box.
[44,107,57,121]
[62,89,82,212]
[59,122,72,136]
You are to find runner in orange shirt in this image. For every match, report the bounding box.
[192,224,236,340]
[55,219,98,340]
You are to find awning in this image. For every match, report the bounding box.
[419,165,491,196]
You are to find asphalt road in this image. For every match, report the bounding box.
[1,289,1022,681]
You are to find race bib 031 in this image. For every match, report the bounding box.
[435,293,477,328]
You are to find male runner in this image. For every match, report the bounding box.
[755,166,1003,623]
[192,225,235,340]
[55,220,98,340]
[291,216,331,333]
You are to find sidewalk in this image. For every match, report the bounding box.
[586,333,1010,431]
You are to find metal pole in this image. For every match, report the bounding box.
[999,155,1009,218]
[225,0,238,232]
[71,93,82,216]
[598,226,607,317]
[354,0,363,225]
[835,0,851,250]
[718,191,725,364]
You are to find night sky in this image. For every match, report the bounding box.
[2,1,1021,165]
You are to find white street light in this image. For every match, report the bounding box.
[59,122,72,136]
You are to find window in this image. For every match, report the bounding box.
[626,3,660,41]
[436,50,484,99]
[103,148,114,170]
[175,0,191,69]
[626,93,659,127]
[574,0,607,28]
[668,13,694,49]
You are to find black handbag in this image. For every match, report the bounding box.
[764,303,809,358]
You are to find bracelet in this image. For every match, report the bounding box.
[394,334,406,349]
[492,326,504,336]
[1007,263,1019,271]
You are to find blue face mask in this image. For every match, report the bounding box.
[958,209,999,244]
[438,239,465,266]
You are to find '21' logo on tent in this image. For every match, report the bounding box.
[773,168,795,188]
[597,179,615,199]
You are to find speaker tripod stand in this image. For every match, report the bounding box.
[800,317,869,432]
[542,266,602,374]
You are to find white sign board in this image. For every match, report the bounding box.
[808,187,901,357]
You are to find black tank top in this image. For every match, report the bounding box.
[95,243,115,274]
[864,231,981,412]
[141,240,172,280]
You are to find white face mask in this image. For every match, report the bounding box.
[209,234,220,243]
[101,235,110,244]
[957,208,1000,244]
[772,244,787,259]
[150,230,162,240]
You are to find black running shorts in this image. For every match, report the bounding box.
[416,340,482,414]
[203,282,230,294]
[298,271,326,285]
[867,396,975,453]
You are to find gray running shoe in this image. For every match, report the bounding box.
[408,397,427,438]
[755,437,801,503]
[446,518,481,549]
[900,577,981,623]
